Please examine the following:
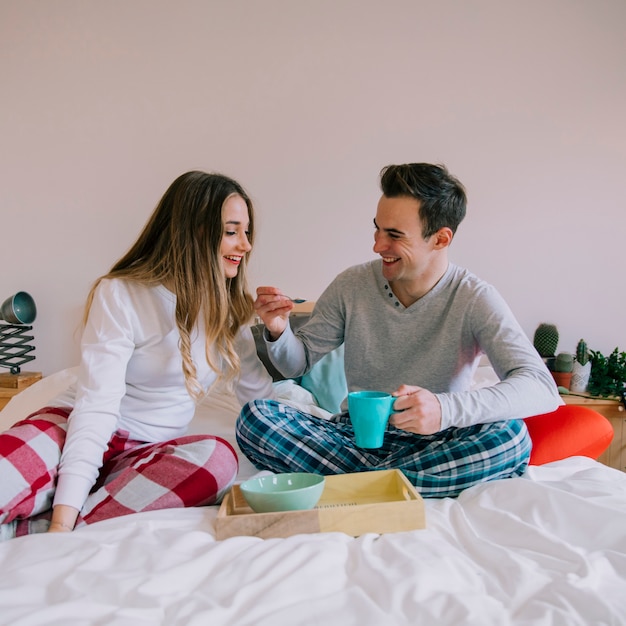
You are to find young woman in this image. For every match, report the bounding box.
[0,171,273,539]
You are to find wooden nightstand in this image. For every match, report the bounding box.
[561,394,626,472]
[0,371,43,411]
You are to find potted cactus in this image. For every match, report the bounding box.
[533,323,559,370]
[552,352,574,389]
[570,339,591,393]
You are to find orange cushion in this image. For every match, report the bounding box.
[523,405,614,465]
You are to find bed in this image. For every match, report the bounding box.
[1,352,626,624]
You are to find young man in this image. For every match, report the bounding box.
[236,163,561,497]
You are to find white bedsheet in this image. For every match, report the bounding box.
[0,458,625,625]
[1,370,626,625]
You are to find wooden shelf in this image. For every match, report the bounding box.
[0,371,42,411]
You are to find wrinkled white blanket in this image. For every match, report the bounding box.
[0,459,625,625]
[1,371,626,625]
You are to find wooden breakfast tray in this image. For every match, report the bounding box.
[214,469,425,540]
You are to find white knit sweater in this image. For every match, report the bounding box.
[52,279,273,511]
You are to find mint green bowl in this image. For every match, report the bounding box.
[239,472,326,513]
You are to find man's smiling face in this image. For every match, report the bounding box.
[373,195,434,286]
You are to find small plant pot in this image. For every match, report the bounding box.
[570,361,591,393]
[543,356,556,371]
[551,371,572,390]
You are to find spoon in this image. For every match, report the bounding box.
[289,298,307,303]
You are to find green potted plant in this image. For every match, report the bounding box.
[570,339,591,393]
[533,323,559,371]
[588,347,626,398]
[552,351,574,390]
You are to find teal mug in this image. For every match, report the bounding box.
[347,390,396,449]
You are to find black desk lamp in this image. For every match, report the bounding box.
[0,291,37,374]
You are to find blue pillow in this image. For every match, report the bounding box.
[299,344,347,414]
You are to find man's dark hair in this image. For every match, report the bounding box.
[380,163,467,238]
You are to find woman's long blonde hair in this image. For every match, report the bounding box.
[83,171,256,400]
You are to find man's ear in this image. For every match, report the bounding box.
[433,227,454,249]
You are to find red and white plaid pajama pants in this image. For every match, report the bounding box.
[0,407,238,537]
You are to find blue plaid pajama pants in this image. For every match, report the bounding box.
[236,400,531,498]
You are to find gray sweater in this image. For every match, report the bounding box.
[266,260,561,429]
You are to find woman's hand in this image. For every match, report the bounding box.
[254,286,294,340]
[48,504,79,533]
[390,385,442,435]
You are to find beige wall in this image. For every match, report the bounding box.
[1,0,625,375]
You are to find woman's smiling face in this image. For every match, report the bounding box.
[220,194,252,279]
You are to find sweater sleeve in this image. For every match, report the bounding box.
[263,322,309,379]
[53,280,135,511]
[436,285,562,430]
[264,277,347,379]
[233,325,275,405]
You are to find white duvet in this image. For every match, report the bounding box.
[1,370,626,625]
